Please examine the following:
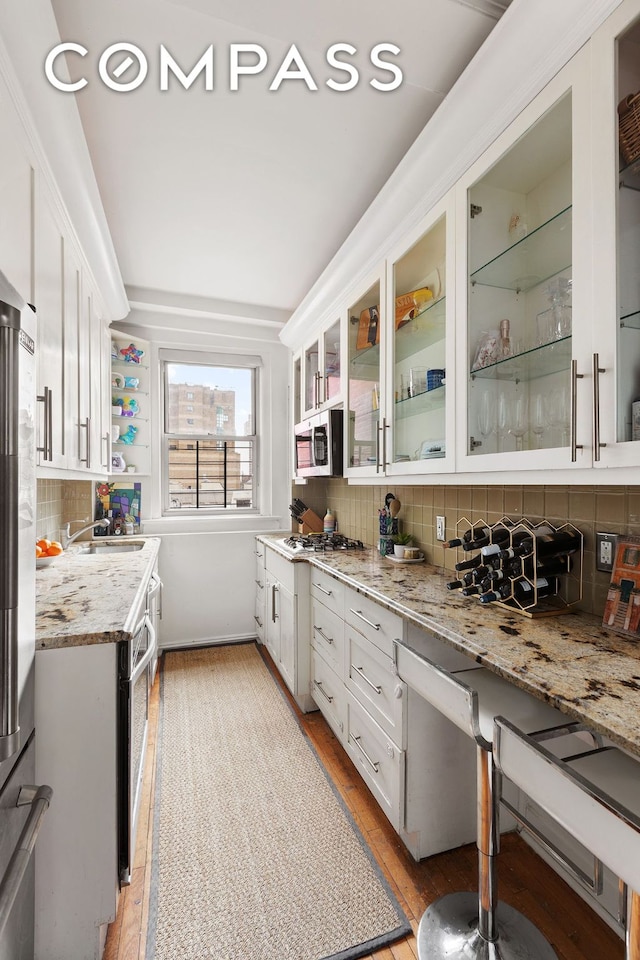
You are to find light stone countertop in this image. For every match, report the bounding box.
[258,535,640,758]
[35,537,161,651]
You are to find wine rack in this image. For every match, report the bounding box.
[452,515,583,617]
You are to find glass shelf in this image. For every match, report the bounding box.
[350,343,380,376]
[470,335,572,382]
[620,310,640,330]
[470,206,572,292]
[113,441,150,448]
[394,385,445,420]
[395,297,446,363]
[112,357,149,370]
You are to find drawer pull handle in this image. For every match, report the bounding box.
[254,615,263,628]
[313,625,334,645]
[313,582,332,597]
[350,609,381,631]
[255,579,264,588]
[254,550,263,558]
[353,664,382,694]
[313,680,334,704]
[349,734,379,773]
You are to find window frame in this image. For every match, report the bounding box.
[160,349,261,517]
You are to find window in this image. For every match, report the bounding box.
[162,355,257,513]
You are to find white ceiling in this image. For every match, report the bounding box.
[50,0,512,320]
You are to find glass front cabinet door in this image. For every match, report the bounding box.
[385,195,455,475]
[346,268,385,475]
[590,0,640,469]
[301,318,342,418]
[456,49,592,473]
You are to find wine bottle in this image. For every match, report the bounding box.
[461,584,481,597]
[499,530,581,562]
[454,553,483,572]
[479,576,560,605]
[462,524,513,552]
[443,526,490,549]
[447,570,480,590]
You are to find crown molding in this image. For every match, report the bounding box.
[280,0,624,349]
[125,285,290,329]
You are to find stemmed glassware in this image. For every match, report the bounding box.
[547,386,570,446]
[496,392,511,450]
[531,393,548,448]
[477,391,496,446]
[509,393,529,451]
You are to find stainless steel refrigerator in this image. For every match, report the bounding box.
[0,273,52,959]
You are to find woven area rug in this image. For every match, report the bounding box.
[146,643,410,960]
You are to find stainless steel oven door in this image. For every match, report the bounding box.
[118,613,156,886]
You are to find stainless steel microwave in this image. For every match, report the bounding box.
[294,409,343,477]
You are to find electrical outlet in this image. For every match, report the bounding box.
[596,532,617,573]
[436,516,446,541]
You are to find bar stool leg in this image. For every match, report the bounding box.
[628,889,640,960]
[417,746,559,960]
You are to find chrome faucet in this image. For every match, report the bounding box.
[62,518,110,547]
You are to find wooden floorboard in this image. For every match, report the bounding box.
[105,643,624,960]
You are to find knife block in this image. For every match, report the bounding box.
[297,509,324,534]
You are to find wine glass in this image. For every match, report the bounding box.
[477,391,496,445]
[531,393,548,448]
[509,393,528,451]
[496,392,511,449]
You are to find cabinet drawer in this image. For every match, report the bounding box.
[405,623,473,673]
[346,626,405,745]
[345,691,404,831]
[265,546,295,592]
[310,599,344,678]
[345,587,403,657]
[311,649,346,744]
[310,568,345,615]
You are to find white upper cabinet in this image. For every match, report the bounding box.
[35,189,65,470]
[301,317,342,419]
[590,0,640,467]
[0,87,32,304]
[385,194,455,475]
[455,49,592,473]
[345,265,386,476]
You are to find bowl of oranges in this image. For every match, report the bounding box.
[36,538,64,568]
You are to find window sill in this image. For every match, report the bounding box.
[140,515,288,536]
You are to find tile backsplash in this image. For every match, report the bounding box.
[36,479,94,542]
[294,479,640,617]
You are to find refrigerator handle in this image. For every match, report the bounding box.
[0,784,53,942]
[0,302,22,760]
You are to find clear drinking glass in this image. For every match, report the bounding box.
[531,393,548,448]
[477,391,496,443]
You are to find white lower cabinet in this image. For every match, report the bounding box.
[262,543,313,712]
[345,690,405,830]
[310,647,346,741]
[254,544,266,643]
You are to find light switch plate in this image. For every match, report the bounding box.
[596,532,617,573]
[436,516,446,541]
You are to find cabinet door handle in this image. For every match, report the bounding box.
[102,431,110,469]
[592,353,607,462]
[313,679,334,704]
[79,417,91,465]
[313,624,334,645]
[312,582,332,597]
[349,608,381,631]
[255,579,264,588]
[36,386,53,461]
[348,734,379,773]
[570,359,584,463]
[353,664,382,694]
[271,584,278,623]
[254,615,263,628]
[383,417,390,468]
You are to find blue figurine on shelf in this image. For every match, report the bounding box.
[119,424,138,444]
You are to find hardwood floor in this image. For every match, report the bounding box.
[104,644,624,960]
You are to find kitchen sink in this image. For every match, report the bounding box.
[78,542,145,555]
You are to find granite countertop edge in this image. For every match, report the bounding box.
[36,537,161,651]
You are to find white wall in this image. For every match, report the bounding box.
[115,306,291,648]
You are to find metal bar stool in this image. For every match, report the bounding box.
[494,716,640,960]
[395,642,573,960]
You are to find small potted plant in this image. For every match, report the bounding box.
[393,532,413,558]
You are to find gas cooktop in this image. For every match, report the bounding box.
[280,533,365,553]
